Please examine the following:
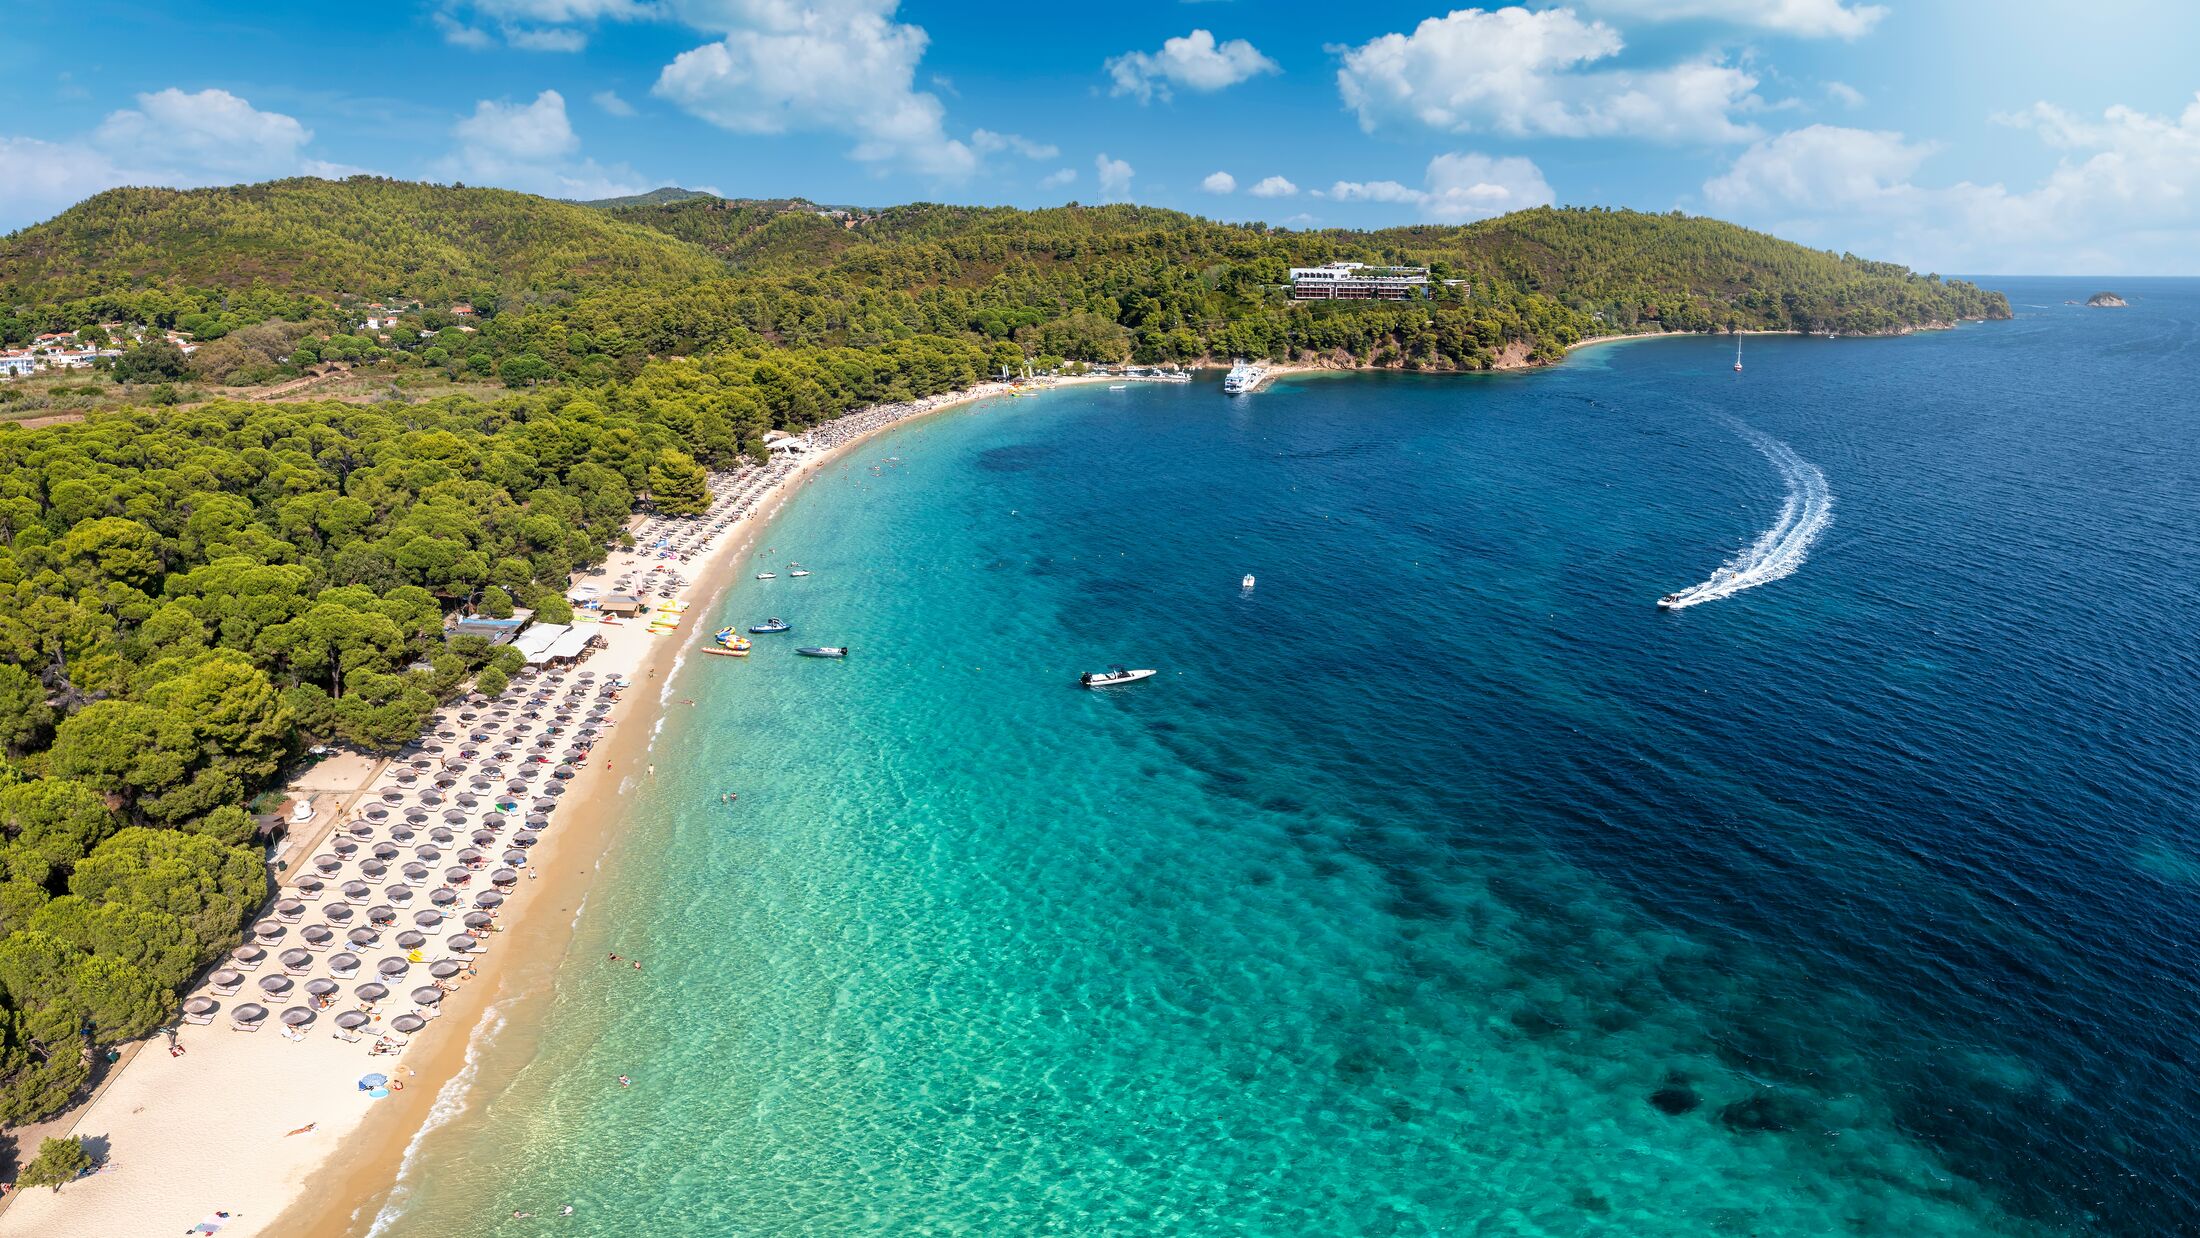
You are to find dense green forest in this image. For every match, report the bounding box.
[0,177,2010,1124]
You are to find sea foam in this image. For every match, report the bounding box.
[1661,427,1832,609]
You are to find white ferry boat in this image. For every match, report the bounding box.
[1223,361,1267,395]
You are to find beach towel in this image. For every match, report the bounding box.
[189,1212,232,1233]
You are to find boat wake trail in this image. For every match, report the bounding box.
[1661,428,1831,609]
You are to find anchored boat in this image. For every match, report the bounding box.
[748,618,791,634]
[796,646,848,658]
[1079,666,1156,688]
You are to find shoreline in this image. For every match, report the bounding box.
[0,375,1106,1238]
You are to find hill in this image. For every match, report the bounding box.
[576,186,720,209]
[0,177,726,306]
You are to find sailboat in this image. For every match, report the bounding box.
[1733,336,1743,373]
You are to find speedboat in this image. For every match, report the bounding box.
[788,564,811,577]
[1656,593,1684,609]
[1079,666,1156,688]
[796,646,848,658]
[748,619,791,634]
[756,571,778,580]
[1241,574,1256,590]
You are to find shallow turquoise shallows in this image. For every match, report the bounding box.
[374,279,2200,1236]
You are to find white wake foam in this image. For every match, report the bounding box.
[1660,429,1832,609]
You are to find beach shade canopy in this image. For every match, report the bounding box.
[232,944,266,965]
[446,934,478,953]
[253,920,285,943]
[402,863,430,882]
[332,839,359,857]
[501,850,528,866]
[361,860,388,880]
[380,789,403,803]
[506,781,529,794]
[475,890,505,909]
[415,845,443,862]
[377,956,410,977]
[348,822,374,839]
[513,832,539,848]
[490,868,519,886]
[294,877,326,897]
[458,848,483,865]
[526,813,551,828]
[405,809,429,824]
[232,1003,268,1026]
[279,949,312,970]
[314,855,343,876]
[389,826,415,844]
[339,1012,373,1031]
[445,866,472,884]
[430,959,465,979]
[281,1005,315,1027]
[470,831,496,847]
[366,802,392,819]
[386,885,414,905]
[342,881,371,900]
[420,791,444,807]
[391,1014,426,1034]
[411,986,444,1006]
[443,809,467,823]
[184,996,218,1017]
[324,904,355,925]
[210,969,244,991]
[305,978,338,998]
[553,765,577,780]
[394,929,427,949]
[429,888,458,908]
[481,814,508,830]
[329,953,361,976]
[413,909,444,927]
[430,827,455,844]
[368,905,396,925]
[302,923,335,944]
[274,899,305,920]
[258,975,294,995]
[455,793,479,809]
[346,928,379,948]
[433,774,455,788]
[373,842,400,860]
[463,911,494,930]
[356,981,391,1002]
[542,782,566,797]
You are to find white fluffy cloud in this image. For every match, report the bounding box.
[1248,175,1298,198]
[1038,167,1076,189]
[442,90,652,199]
[1336,6,1762,143]
[592,89,638,117]
[1703,95,2200,273]
[0,88,343,229]
[1327,151,1555,222]
[1576,0,1886,40]
[1107,29,1279,104]
[654,7,975,176]
[1095,153,1134,199]
[1201,170,1237,194]
[972,129,1058,160]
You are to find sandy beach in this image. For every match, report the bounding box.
[0,375,1101,1238]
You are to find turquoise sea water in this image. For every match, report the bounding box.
[376,279,2200,1236]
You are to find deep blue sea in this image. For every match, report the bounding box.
[378,278,2200,1236]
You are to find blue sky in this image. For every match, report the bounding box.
[4,1,2198,273]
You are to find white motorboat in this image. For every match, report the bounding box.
[1241,574,1256,590]
[756,571,778,580]
[1223,360,1267,395]
[1079,666,1156,688]
[789,563,811,577]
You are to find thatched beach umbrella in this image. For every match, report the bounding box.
[505,780,529,794]
[420,790,444,806]
[324,903,355,925]
[391,1014,426,1034]
[457,848,484,867]
[305,978,338,1000]
[348,821,374,839]
[429,959,464,980]
[332,839,359,858]
[414,845,442,862]
[446,934,478,954]
[361,860,389,883]
[367,904,396,925]
[252,920,285,945]
[281,1005,315,1027]
[341,880,371,901]
[394,930,427,950]
[258,975,294,997]
[279,949,312,973]
[412,909,443,928]
[541,782,566,798]
[386,884,414,905]
[209,970,244,995]
[443,809,467,823]
[430,827,455,844]
[405,808,429,825]
[346,927,379,948]
[444,866,472,884]
[402,862,430,883]
[372,842,400,861]
[329,953,361,978]
[410,986,443,1007]
[302,925,335,949]
[552,764,577,780]
[183,996,219,1024]
[433,773,456,789]
[336,1010,371,1031]
[429,888,458,908]
[355,981,390,1002]
[380,789,404,803]
[513,831,539,848]
[274,899,305,923]
[470,831,496,848]
[455,793,479,809]
[231,1003,268,1031]
[314,855,343,877]
[490,868,519,887]
[501,850,527,867]
[376,956,409,978]
[474,890,505,909]
[294,877,325,900]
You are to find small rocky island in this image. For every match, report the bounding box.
[2085,291,2128,307]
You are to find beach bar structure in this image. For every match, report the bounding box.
[1288,261,1431,300]
[511,623,600,667]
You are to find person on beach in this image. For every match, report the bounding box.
[618,1075,631,1087]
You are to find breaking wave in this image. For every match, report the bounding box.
[1660,428,1831,609]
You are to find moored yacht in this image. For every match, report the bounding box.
[1080,666,1156,687]
[1223,360,1266,395]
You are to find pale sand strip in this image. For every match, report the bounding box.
[1,377,1104,1238]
